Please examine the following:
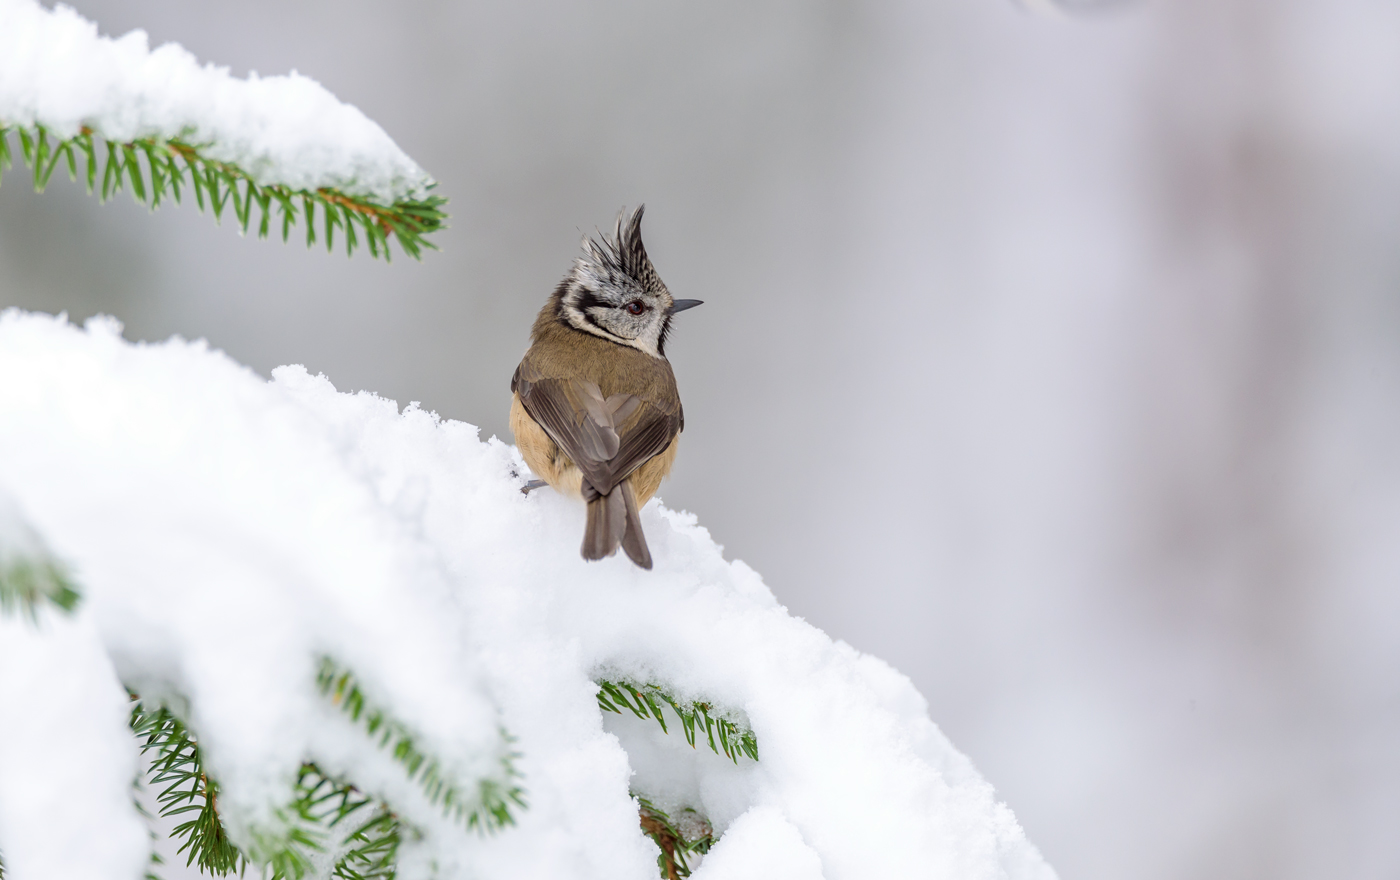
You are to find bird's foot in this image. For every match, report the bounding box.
[520,479,548,495]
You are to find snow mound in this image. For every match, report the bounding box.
[0,309,1056,880]
[0,0,431,204]
[0,593,149,879]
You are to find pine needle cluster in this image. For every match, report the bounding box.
[596,680,759,763]
[316,657,526,831]
[596,681,756,877]
[249,764,403,880]
[131,695,406,880]
[130,702,249,876]
[0,123,447,261]
[125,651,526,880]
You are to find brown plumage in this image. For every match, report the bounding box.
[510,207,700,569]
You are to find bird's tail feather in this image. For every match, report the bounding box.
[582,485,625,561]
[619,480,652,569]
[581,478,652,569]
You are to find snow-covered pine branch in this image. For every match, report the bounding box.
[0,0,445,260]
[0,312,1055,880]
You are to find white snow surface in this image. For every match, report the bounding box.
[0,309,1056,880]
[0,604,150,880]
[0,0,432,204]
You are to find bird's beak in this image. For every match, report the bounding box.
[668,299,704,315]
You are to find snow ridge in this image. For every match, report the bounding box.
[0,0,431,204]
[0,310,1056,880]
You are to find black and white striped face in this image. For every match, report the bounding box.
[561,275,673,358]
[557,207,677,358]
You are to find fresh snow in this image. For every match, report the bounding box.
[0,0,432,204]
[0,566,149,879]
[0,309,1057,880]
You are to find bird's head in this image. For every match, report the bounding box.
[556,206,702,358]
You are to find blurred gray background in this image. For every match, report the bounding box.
[5,0,1400,877]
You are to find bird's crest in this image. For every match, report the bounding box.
[572,205,663,296]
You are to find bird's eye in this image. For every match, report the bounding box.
[625,301,646,315]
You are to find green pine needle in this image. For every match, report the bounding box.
[316,657,528,832]
[282,765,402,880]
[130,696,413,880]
[129,702,249,877]
[596,680,759,764]
[250,764,405,880]
[0,122,446,262]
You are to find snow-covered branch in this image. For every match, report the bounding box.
[0,311,1055,879]
[0,0,445,260]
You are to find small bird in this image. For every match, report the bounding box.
[510,206,702,569]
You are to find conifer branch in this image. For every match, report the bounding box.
[249,764,403,880]
[130,695,414,880]
[316,657,527,831]
[0,123,447,262]
[596,680,759,764]
[130,701,250,877]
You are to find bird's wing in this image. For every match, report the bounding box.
[514,361,680,496]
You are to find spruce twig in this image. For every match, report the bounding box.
[316,657,527,831]
[129,701,249,877]
[253,764,404,880]
[129,695,413,880]
[596,680,759,764]
[0,123,447,262]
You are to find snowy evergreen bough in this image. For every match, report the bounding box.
[0,1,1058,878]
[0,311,1060,880]
[314,657,526,833]
[125,663,511,880]
[130,703,250,877]
[0,124,447,260]
[596,680,759,765]
[0,0,446,261]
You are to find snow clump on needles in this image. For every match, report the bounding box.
[0,0,432,204]
[0,310,1057,880]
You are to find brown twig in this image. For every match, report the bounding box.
[640,811,682,880]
